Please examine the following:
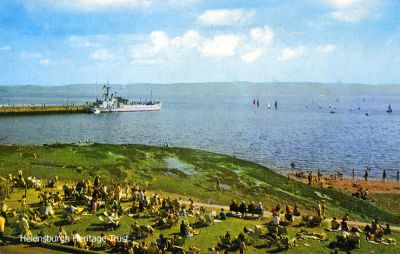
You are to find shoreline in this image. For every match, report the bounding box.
[289,172,400,194]
[1,141,399,190]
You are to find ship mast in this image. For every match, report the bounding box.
[102,85,111,100]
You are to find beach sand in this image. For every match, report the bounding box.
[290,173,400,194]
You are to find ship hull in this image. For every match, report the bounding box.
[92,103,161,113]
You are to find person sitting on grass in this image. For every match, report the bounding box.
[0,215,7,246]
[148,241,160,254]
[340,217,349,232]
[58,226,69,244]
[179,207,186,218]
[384,224,392,235]
[219,208,227,220]
[18,214,32,237]
[72,230,86,249]
[331,217,340,231]
[239,201,247,215]
[229,199,238,214]
[130,221,142,239]
[293,205,301,216]
[247,201,255,215]
[139,241,149,253]
[180,220,197,238]
[285,205,293,222]
[272,209,280,226]
[275,203,281,213]
[254,202,263,217]
[156,234,170,252]
[188,199,196,215]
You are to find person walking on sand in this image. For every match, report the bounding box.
[352,168,355,180]
[397,170,399,182]
[364,169,368,181]
[382,170,387,182]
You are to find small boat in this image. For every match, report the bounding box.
[365,112,369,116]
[386,104,392,113]
[330,110,335,114]
[267,101,271,109]
[92,108,101,114]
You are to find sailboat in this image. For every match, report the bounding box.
[386,104,392,113]
[267,101,271,109]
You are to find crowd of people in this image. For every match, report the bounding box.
[0,169,397,253]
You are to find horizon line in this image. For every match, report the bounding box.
[1,81,400,87]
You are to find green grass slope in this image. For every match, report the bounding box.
[0,143,398,225]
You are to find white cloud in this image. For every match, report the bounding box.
[199,35,240,57]
[68,36,104,48]
[327,0,363,8]
[241,48,263,63]
[167,0,200,6]
[250,26,274,45]
[131,30,241,62]
[0,45,12,51]
[128,26,275,64]
[330,7,368,22]
[89,49,115,60]
[278,46,305,61]
[20,51,42,59]
[324,0,374,22]
[317,44,336,53]
[197,9,254,26]
[39,0,152,11]
[39,58,51,65]
[175,30,202,47]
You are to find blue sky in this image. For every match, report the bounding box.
[0,0,399,85]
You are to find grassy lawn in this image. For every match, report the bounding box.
[0,144,399,253]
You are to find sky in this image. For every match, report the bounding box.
[0,0,399,85]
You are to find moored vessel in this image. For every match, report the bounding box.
[90,85,161,113]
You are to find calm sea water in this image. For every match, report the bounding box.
[1,83,399,179]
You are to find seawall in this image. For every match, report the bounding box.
[0,105,88,115]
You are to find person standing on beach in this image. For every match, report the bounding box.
[382,170,387,182]
[352,169,355,180]
[308,172,312,185]
[290,162,295,170]
[364,170,368,181]
[397,170,399,182]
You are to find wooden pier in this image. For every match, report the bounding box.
[0,105,89,115]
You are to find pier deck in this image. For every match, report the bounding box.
[0,105,88,115]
